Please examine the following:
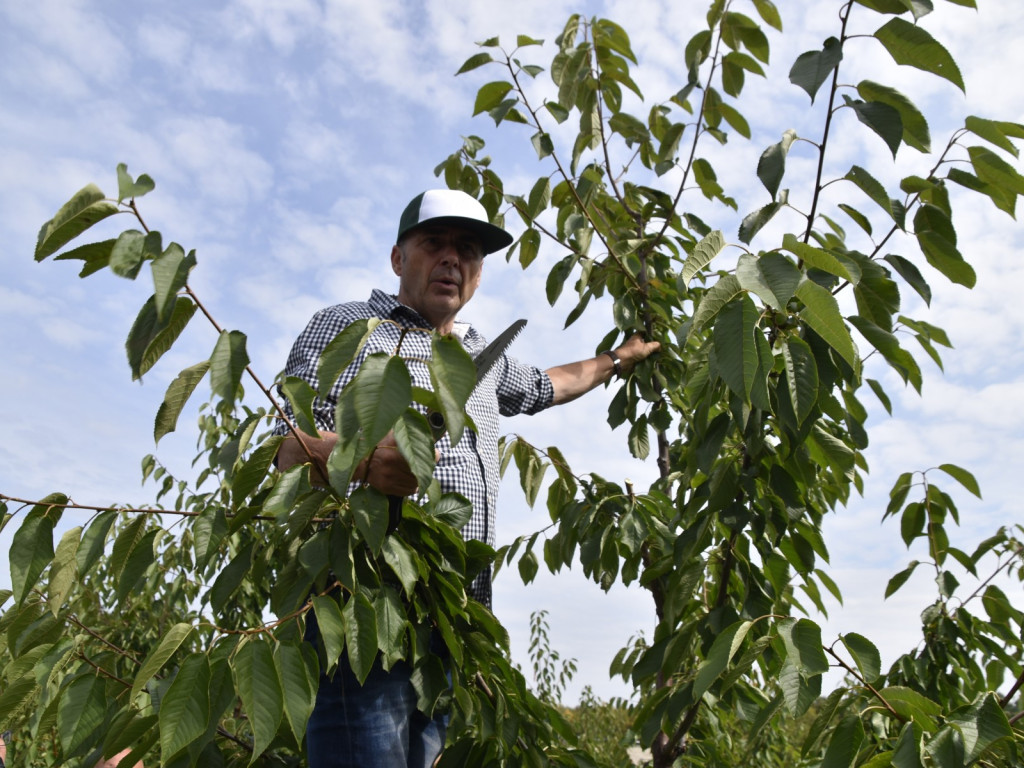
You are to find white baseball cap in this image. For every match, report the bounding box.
[397,189,513,255]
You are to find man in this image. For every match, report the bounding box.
[276,189,659,768]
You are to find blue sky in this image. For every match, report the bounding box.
[2,0,1022,703]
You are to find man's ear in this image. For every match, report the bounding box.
[390,244,403,276]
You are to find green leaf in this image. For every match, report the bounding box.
[375,586,410,670]
[47,526,81,615]
[949,694,1013,763]
[779,618,829,676]
[116,528,159,603]
[840,633,881,683]
[210,330,250,400]
[789,37,843,103]
[690,273,743,337]
[116,162,156,202]
[10,495,64,604]
[783,234,856,283]
[681,230,726,284]
[110,229,161,280]
[35,183,120,261]
[159,653,211,761]
[795,280,858,370]
[693,620,753,698]
[885,561,920,597]
[820,715,865,768]
[782,335,819,427]
[914,204,975,287]
[846,97,903,157]
[518,228,541,268]
[344,591,379,685]
[858,80,930,152]
[151,243,194,322]
[76,510,116,578]
[351,487,390,556]
[757,129,798,199]
[937,463,981,498]
[234,638,285,761]
[275,642,319,743]
[752,0,782,30]
[879,686,941,730]
[874,17,964,92]
[714,296,760,402]
[132,622,194,701]
[430,334,476,445]
[126,296,197,380]
[58,674,107,757]
[884,253,931,305]
[473,81,514,115]
[965,115,1024,158]
[392,409,437,492]
[280,375,320,438]
[738,201,782,244]
[312,595,346,676]
[155,361,210,443]
[456,52,493,75]
[382,537,420,599]
[969,144,1024,196]
[53,238,115,277]
[317,317,377,396]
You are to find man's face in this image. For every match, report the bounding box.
[391,224,484,333]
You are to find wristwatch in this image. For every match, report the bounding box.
[602,349,622,378]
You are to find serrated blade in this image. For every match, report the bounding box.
[474,318,527,382]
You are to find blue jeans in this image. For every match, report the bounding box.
[305,612,447,768]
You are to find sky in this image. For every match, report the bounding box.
[1,0,1022,704]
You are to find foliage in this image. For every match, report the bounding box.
[3,1,1024,767]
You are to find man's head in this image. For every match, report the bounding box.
[391,190,512,333]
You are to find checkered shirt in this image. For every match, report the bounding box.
[275,289,554,604]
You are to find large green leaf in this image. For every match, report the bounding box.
[713,296,760,402]
[210,330,250,400]
[680,230,726,284]
[343,591,379,685]
[874,17,964,92]
[151,243,194,322]
[350,487,390,556]
[233,638,285,761]
[154,361,210,443]
[948,693,1013,763]
[47,526,81,615]
[692,620,753,699]
[131,622,194,701]
[126,296,198,380]
[35,183,120,261]
[274,642,319,743]
[778,618,829,676]
[159,653,211,762]
[317,317,377,396]
[757,129,798,200]
[392,409,437,492]
[116,162,156,202]
[783,234,856,283]
[351,353,412,450]
[789,37,843,103]
[312,595,346,677]
[231,435,284,507]
[913,204,975,287]
[429,334,476,445]
[839,633,881,684]
[690,273,743,337]
[795,280,858,370]
[76,510,116,578]
[782,335,819,427]
[858,80,930,152]
[10,495,65,605]
[58,674,107,757]
[846,96,903,157]
[820,715,865,768]
[879,686,942,730]
[53,238,115,277]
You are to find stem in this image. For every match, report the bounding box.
[803,1,854,246]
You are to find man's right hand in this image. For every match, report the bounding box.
[360,432,419,497]
[277,430,422,497]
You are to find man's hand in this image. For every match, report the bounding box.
[546,333,662,405]
[361,432,420,497]
[615,333,661,375]
[277,430,425,496]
